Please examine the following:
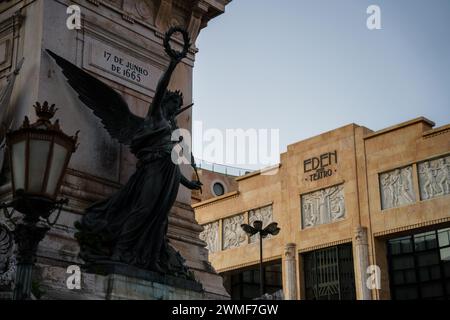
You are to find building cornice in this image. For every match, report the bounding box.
[235,163,281,182]
[298,238,353,253]
[363,117,435,140]
[214,255,282,274]
[373,216,450,237]
[422,123,450,139]
[192,190,239,209]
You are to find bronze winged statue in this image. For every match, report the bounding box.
[47,27,202,276]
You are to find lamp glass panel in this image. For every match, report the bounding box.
[28,139,51,192]
[45,143,68,196]
[11,140,26,191]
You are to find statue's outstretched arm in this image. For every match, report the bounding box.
[148,60,178,120]
[148,27,191,120]
[180,174,202,191]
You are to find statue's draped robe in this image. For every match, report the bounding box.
[79,119,185,272]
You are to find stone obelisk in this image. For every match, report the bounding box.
[0,0,231,299]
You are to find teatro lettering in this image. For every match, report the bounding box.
[304,151,337,181]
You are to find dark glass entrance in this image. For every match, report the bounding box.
[303,243,356,300]
[221,260,282,300]
[387,227,450,300]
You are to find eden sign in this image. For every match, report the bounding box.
[304,151,337,181]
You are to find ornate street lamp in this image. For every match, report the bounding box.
[241,220,280,298]
[0,101,78,300]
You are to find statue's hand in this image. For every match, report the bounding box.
[164,26,191,63]
[191,180,203,191]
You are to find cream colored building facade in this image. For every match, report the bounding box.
[193,117,450,300]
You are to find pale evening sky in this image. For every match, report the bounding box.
[192,0,450,170]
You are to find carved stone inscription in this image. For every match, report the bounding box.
[380,166,415,209]
[418,155,450,200]
[83,38,162,96]
[199,221,220,253]
[249,205,273,243]
[301,184,345,228]
[222,214,247,250]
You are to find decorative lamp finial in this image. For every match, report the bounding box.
[33,101,58,121]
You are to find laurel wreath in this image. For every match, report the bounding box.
[164,27,191,61]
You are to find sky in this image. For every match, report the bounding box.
[191,0,450,170]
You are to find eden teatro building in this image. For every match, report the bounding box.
[193,117,450,300]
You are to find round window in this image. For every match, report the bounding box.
[213,182,225,196]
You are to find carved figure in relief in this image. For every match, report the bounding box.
[303,202,317,227]
[420,162,439,199]
[317,190,329,223]
[223,216,246,249]
[319,186,341,223]
[249,206,273,242]
[437,158,450,195]
[380,167,415,208]
[389,170,401,206]
[208,224,219,252]
[331,195,345,220]
[381,174,392,206]
[302,185,344,228]
[200,223,219,253]
[249,207,272,226]
[399,166,414,203]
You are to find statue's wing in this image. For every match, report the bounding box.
[46,49,143,145]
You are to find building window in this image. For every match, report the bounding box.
[387,227,450,300]
[221,260,283,300]
[303,243,356,300]
[212,182,225,196]
[301,184,345,228]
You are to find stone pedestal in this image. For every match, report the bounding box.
[284,243,298,300]
[354,226,371,300]
[105,274,204,300]
[35,264,204,300]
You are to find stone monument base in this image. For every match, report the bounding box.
[33,264,206,300]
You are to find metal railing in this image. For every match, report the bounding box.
[194,158,253,177]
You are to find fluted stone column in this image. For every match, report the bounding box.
[354,226,372,300]
[284,243,298,300]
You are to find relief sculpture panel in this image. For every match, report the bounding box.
[380,166,415,209]
[418,155,450,200]
[222,214,247,250]
[301,184,345,228]
[199,221,220,254]
[0,223,15,286]
[121,0,157,24]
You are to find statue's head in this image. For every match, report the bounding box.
[163,90,183,120]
